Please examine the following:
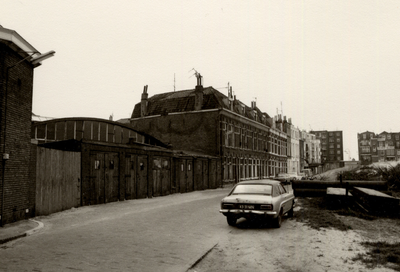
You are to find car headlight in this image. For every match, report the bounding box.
[260,204,272,210]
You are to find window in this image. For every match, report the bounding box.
[363,134,366,139]
[278,184,286,195]
[231,184,272,195]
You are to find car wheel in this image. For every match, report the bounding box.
[273,210,283,228]
[227,216,237,226]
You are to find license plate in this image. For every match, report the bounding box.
[239,205,254,209]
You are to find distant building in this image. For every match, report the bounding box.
[129,76,288,183]
[284,120,301,175]
[310,130,343,171]
[358,131,400,165]
[300,130,322,175]
[0,26,53,225]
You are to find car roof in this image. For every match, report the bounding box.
[236,179,281,186]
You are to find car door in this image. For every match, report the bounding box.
[278,184,291,213]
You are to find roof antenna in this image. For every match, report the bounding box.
[174,73,176,92]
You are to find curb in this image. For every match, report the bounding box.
[26,219,44,236]
[0,219,44,245]
[0,233,27,245]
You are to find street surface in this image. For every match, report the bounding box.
[0,188,231,272]
[0,186,382,272]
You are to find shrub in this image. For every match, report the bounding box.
[337,168,380,181]
[376,165,400,191]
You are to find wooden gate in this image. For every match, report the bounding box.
[36,147,81,216]
[136,155,148,198]
[124,154,136,200]
[186,159,194,192]
[176,159,187,193]
[209,159,217,189]
[89,152,119,205]
[194,159,203,191]
[152,157,171,197]
[203,159,209,189]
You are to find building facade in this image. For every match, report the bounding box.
[300,130,321,175]
[310,130,343,170]
[358,131,400,165]
[129,77,288,184]
[284,119,301,176]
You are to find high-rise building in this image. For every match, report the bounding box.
[310,130,343,170]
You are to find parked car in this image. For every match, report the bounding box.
[274,173,297,181]
[219,179,295,228]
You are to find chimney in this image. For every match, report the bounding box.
[141,85,148,117]
[251,101,256,109]
[194,73,203,110]
[228,86,234,111]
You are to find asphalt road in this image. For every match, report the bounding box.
[0,186,376,272]
[0,187,232,272]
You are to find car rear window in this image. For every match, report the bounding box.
[231,184,272,195]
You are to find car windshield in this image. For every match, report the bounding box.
[231,184,272,195]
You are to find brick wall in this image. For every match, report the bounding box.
[0,43,36,225]
[130,111,220,156]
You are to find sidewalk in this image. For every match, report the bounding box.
[0,219,43,244]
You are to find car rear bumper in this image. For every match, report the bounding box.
[219,209,277,216]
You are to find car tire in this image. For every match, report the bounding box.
[227,216,237,226]
[273,210,283,228]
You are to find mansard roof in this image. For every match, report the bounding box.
[131,86,272,126]
[131,87,225,118]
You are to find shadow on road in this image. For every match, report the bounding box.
[233,216,294,229]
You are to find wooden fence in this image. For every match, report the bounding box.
[36,147,81,216]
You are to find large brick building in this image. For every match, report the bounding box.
[0,26,53,225]
[358,131,400,165]
[129,75,288,183]
[310,130,343,170]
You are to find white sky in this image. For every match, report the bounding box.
[2,0,400,161]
